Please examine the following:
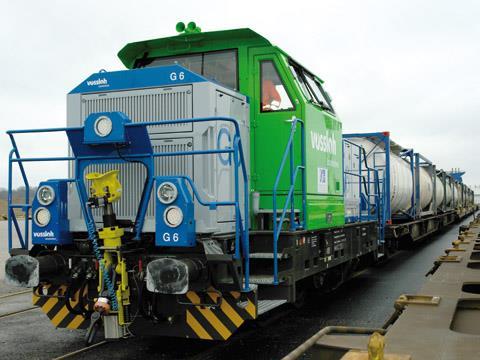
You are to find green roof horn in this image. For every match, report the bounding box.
[176,21,202,34]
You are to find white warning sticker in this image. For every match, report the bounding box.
[317,167,328,194]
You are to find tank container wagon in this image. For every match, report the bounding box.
[4,23,475,343]
[345,135,476,245]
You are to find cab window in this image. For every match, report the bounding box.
[203,51,237,90]
[138,49,238,90]
[144,53,202,74]
[289,62,334,113]
[260,61,294,112]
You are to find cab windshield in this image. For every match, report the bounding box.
[135,49,238,90]
[289,61,334,113]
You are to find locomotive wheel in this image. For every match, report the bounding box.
[293,286,306,309]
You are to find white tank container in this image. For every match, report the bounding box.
[419,168,433,210]
[389,151,413,214]
[453,183,460,207]
[457,183,462,206]
[435,176,445,208]
[444,178,453,206]
[350,138,434,215]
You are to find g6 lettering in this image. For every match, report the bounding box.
[162,233,180,242]
[169,72,185,81]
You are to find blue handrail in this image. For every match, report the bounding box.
[343,139,382,224]
[272,117,306,285]
[343,132,391,244]
[343,132,391,226]
[7,138,30,251]
[6,116,251,291]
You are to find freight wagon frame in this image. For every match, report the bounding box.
[344,131,475,246]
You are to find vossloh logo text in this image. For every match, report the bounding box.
[33,230,55,238]
[310,130,337,155]
[86,78,108,86]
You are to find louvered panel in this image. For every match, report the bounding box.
[85,138,193,222]
[74,85,194,224]
[85,163,146,220]
[80,86,193,133]
[147,138,193,217]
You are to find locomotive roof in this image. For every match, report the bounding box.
[118,28,271,69]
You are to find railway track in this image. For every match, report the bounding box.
[0,289,31,299]
[51,341,108,360]
[0,290,39,320]
[0,306,38,319]
[0,290,107,360]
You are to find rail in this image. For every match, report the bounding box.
[6,116,251,291]
[272,117,306,285]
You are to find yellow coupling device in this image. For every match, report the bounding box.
[86,169,122,203]
[86,169,130,326]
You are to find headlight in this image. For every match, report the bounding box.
[37,185,55,206]
[157,182,178,204]
[94,116,113,137]
[164,206,183,228]
[34,207,51,227]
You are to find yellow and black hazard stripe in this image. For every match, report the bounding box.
[32,284,92,330]
[183,289,257,341]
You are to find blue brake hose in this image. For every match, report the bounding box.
[84,212,119,311]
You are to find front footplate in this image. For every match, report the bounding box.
[131,287,258,340]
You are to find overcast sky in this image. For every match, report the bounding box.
[1,0,479,190]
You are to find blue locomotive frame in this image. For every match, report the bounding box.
[6,115,251,290]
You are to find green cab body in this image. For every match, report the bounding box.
[118,27,345,231]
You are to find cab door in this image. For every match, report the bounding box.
[249,52,302,195]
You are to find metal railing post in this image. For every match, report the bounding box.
[301,122,306,228]
[358,146,362,220]
[234,138,241,260]
[272,118,306,285]
[8,150,14,251]
[289,121,295,231]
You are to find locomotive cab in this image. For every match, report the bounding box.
[122,24,344,231]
